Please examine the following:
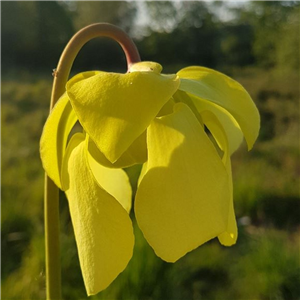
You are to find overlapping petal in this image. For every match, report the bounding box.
[87,139,132,213]
[135,102,230,262]
[61,133,134,295]
[88,131,147,169]
[177,66,260,150]
[174,90,243,155]
[66,63,180,163]
[40,93,77,189]
[200,111,237,245]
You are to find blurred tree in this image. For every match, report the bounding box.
[176,2,219,67]
[62,1,138,72]
[1,1,138,72]
[144,1,179,33]
[2,2,38,69]
[1,1,74,70]
[137,1,219,70]
[217,23,255,68]
[276,6,300,71]
[178,1,215,29]
[70,1,137,36]
[233,1,300,68]
[35,2,74,66]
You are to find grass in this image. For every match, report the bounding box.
[1,67,299,299]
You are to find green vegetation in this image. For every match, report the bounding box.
[2,1,299,299]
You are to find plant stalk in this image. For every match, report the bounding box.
[44,23,140,300]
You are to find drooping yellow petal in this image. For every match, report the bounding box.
[61,133,134,295]
[200,111,237,245]
[87,138,132,213]
[66,63,180,163]
[40,93,77,189]
[177,66,260,150]
[87,131,147,169]
[217,158,237,246]
[135,102,230,262]
[174,90,243,155]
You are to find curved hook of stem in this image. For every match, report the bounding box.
[50,22,141,109]
[45,23,141,300]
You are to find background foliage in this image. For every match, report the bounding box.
[1,1,300,300]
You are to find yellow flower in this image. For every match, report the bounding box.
[40,61,260,295]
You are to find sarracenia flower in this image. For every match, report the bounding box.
[40,61,259,295]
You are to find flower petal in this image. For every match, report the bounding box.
[174,90,243,155]
[87,138,132,213]
[87,131,147,169]
[177,66,260,150]
[66,65,180,163]
[137,162,148,187]
[135,102,230,262]
[61,133,134,295]
[217,158,237,246]
[40,93,77,189]
[200,111,237,245]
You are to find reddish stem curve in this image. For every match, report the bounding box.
[50,22,141,109]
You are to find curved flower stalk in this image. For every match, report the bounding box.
[40,32,259,296]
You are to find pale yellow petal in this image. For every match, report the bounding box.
[218,158,237,246]
[174,90,243,155]
[87,138,132,213]
[177,66,260,150]
[66,65,180,163]
[61,133,134,295]
[40,93,77,189]
[200,111,238,245]
[135,103,230,262]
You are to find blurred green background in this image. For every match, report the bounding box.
[1,1,300,299]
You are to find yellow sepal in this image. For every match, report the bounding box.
[40,93,77,189]
[178,66,260,150]
[61,133,134,295]
[135,103,230,262]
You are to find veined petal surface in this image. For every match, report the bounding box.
[40,93,77,189]
[177,66,260,150]
[61,133,134,295]
[66,66,180,163]
[135,102,230,262]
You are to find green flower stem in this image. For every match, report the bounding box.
[45,23,140,300]
[45,175,61,300]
